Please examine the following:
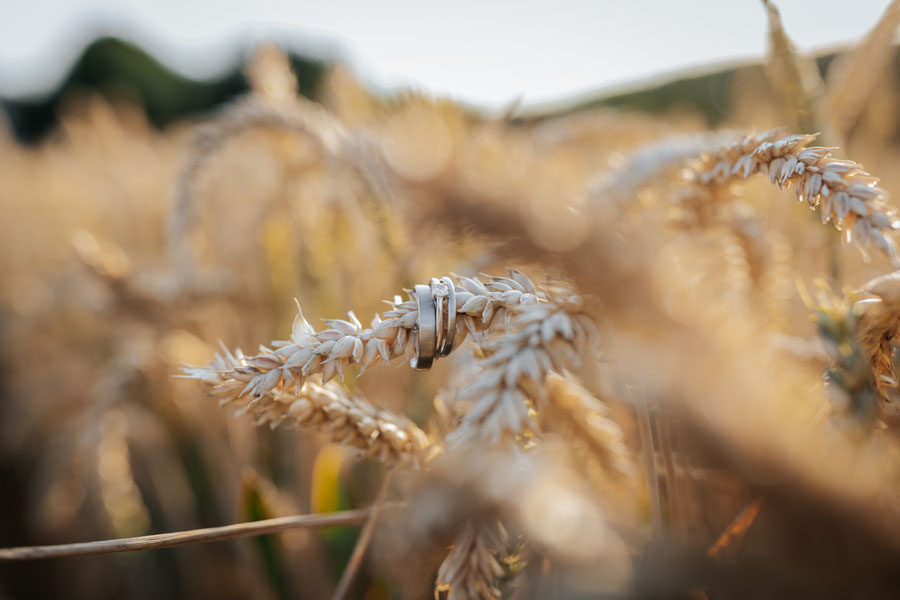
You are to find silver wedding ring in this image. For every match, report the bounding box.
[438,277,456,356]
[433,279,445,359]
[411,278,457,370]
[411,284,436,370]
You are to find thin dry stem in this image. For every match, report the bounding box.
[0,507,385,561]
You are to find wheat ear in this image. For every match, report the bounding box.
[435,518,507,600]
[168,95,354,278]
[589,131,739,204]
[447,281,598,446]
[823,0,900,139]
[186,271,540,401]
[541,374,633,480]
[858,272,900,400]
[693,130,900,263]
[186,347,428,467]
[762,0,826,135]
[806,283,881,423]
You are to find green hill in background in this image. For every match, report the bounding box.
[1,37,327,143]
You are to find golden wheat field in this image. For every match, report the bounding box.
[4,2,900,599]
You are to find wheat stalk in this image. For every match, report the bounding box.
[587,129,899,265]
[0,507,382,560]
[168,95,356,280]
[806,283,881,423]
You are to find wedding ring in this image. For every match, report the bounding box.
[411,284,436,370]
[439,277,456,356]
[432,278,446,358]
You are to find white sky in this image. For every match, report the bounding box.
[0,0,893,110]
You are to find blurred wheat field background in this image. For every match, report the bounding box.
[4,2,900,599]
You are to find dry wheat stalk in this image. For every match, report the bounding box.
[435,518,508,600]
[596,129,900,266]
[691,130,900,263]
[0,508,383,561]
[186,346,428,467]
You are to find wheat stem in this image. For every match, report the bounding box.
[0,507,393,561]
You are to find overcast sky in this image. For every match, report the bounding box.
[0,0,893,109]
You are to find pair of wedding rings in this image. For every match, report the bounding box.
[411,277,456,371]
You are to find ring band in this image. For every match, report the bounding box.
[440,277,456,356]
[433,279,445,359]
[411,284,436,370]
